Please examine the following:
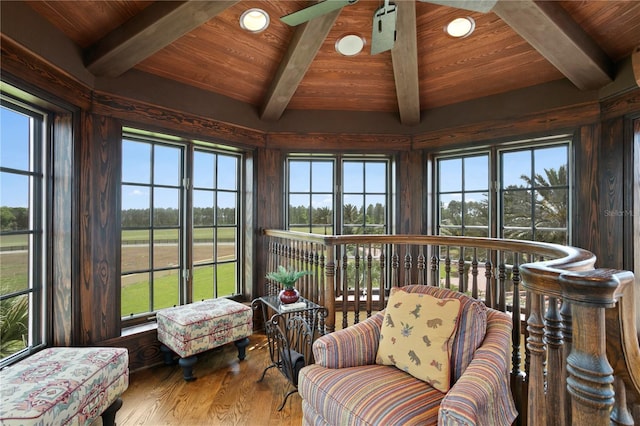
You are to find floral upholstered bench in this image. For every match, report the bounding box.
[0,346,129,426]
[157,298,252,381]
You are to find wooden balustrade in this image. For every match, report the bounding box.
[262,230,639,425]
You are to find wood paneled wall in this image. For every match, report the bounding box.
[1,38,638,371]
[51,113,76,346]
[77,112,122,344]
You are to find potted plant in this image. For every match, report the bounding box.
[266,265,311,304]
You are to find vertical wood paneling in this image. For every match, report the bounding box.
[598,119,625,268]
[574,124,601,256]
[254,146,283,298]
[396,150,424,234]
[51,113,75,346]
[78,112,122,344]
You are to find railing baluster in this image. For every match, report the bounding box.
[417,251,425,285]
[404,246,412,286]
[445,246,451,289]
[354,244,361,325]
[527,293,547,426]
[366,244,373,318]
[485,255,493,308]
[379,250,386,308]
[430,252,438,287]
[458,246,465,292]
[545,296,564,426]
[391,249,399,288]
[471,248,479,299]
[498,256,506,311]
[560,299,572,425]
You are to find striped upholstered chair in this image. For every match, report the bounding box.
[298,285,518,425]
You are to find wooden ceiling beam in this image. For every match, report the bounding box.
[391,0,420,126]
[260,10,341,121]
[493,0,613,90]
[85,1,239,78]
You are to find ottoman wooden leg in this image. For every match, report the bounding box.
[101,397,123,426]
[235,337,250,360]
[178,356,198,381]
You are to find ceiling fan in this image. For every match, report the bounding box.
[280,0,498,55]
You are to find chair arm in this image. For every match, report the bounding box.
[312,312,384,369]
[439,309,518,426]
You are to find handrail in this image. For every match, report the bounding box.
[261,229,639,425]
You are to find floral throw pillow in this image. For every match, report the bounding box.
[376,287,461,393]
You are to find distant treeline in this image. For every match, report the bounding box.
[1,207,28,231]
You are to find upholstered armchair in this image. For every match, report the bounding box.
[298,285,518,425]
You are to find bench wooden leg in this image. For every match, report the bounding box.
[235,337,250,360]
[178,356,198,381]
[159,344,176,365]
[101,397,123,426]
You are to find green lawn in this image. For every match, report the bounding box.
[121,263,237,316]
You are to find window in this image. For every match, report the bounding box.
[500,144,569,244]
[287,158,335,234]
[435,138,570,244]
[286,156,391,235]
[436,154,489,237]
[286,156,392,302]
[342,160,388,235]
[0,97,47,365]
[121,131,242,324]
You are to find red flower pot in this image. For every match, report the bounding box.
[279,288,300,304]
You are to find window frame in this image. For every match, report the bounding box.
[0,95,49,367]
[120,129,244,327]
[285,154,393,235]
[433,136,573,245]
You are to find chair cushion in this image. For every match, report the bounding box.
[299,364,444,425]
[402,285,488,383]
[376,288,461,392]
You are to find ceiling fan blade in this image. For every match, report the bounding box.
[418,0,498,13]
[281,0,357,26]
[371,1,397,55]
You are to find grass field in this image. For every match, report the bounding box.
[1,232,239,317]
[121,262,236,316]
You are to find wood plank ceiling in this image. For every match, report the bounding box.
[25,0,640,126]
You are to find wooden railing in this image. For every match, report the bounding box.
[262,229,640,425]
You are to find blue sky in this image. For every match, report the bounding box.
[2,104,567,210]
[1,106,31,208]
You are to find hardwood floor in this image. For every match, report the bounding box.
[113,333,304,426]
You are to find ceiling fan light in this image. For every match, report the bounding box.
[240,8,270,33]
[336,34,366,56]
[445,17,475,38]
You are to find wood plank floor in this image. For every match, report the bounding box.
[112,333,304,426]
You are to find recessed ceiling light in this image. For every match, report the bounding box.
[445,17,475,38]
[335,34,366,56]
[240,8,270,33]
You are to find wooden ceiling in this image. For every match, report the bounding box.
[24,0,640,126]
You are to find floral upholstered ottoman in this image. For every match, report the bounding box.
[157,298,252,381]
[0,347,129,426]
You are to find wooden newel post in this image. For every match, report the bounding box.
[559,270,620,425]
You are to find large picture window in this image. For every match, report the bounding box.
[0,98,47,365]
[121,131,242,324]
[435,139,570,244]
[286,156,391,235]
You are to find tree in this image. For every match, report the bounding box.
[504,166,567,244]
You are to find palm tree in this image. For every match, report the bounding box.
[506,165,567,244]
[0,296,28,357]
